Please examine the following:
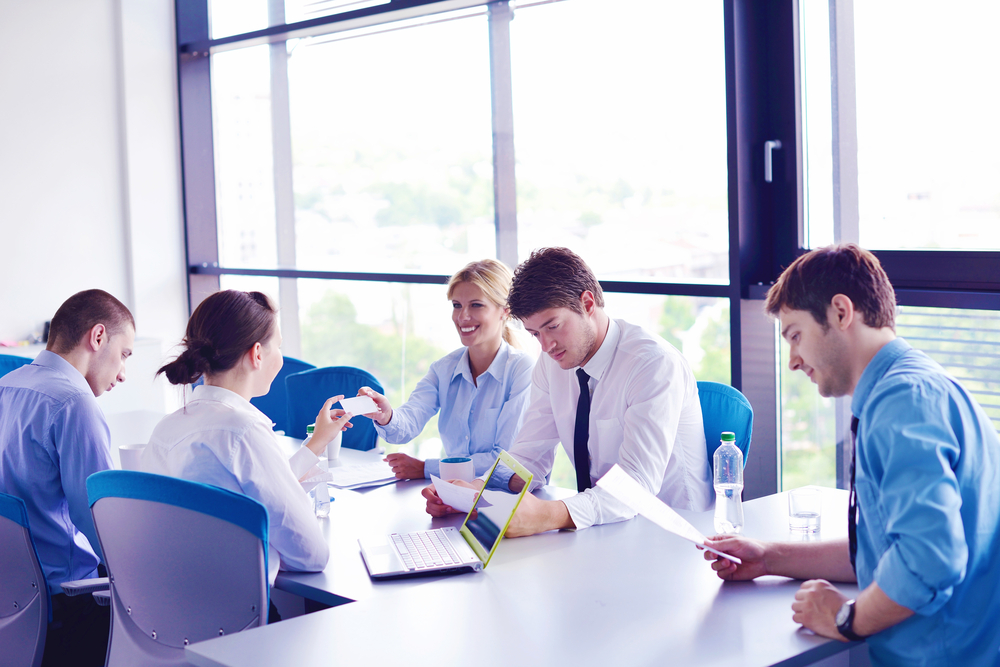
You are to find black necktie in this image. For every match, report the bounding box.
[574,369,592,492]
[848,416,859,572]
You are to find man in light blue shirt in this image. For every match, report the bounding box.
[703,245,1000,666]
[0,289,135,667]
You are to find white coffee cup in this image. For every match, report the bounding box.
[439,457,475,483]
[119,444,146,471]
[327,430,343,462]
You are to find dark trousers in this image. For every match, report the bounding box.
[42,592,111,667]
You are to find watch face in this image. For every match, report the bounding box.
[836,602,851,626]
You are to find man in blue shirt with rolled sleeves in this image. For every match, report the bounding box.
[0,289,135,667]
[703,244,1000,666]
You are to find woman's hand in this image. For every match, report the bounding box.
[384,453,425,480]
[358,387,393,426]
[306,396,353,457]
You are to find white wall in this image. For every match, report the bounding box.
[0,0,188,416]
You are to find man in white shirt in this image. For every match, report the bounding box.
[425,247,712,536]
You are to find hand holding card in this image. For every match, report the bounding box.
[339,395,380,416]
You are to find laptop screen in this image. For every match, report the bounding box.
[459,451,532,567]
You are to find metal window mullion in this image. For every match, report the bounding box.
[177,0,221,312]
[830,0,858,245]
[487,1,517,268]
[269,0,302,358]
[830,0,859,490]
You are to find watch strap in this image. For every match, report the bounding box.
[836,600,866,642]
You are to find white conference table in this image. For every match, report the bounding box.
[187,443,858,667]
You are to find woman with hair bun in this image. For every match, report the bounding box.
[358,259,534,480]
[142,290,350,608]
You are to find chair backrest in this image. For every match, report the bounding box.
[698,381,754,465]
[249,356,316,435]
[0,354,33,379]
[285,366,385,449]
[0,493,48,667]
[86,471,269,667]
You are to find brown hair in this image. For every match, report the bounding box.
[47,289,135,354]
[158,290,278,385]
[765,244,896,330]
[447,259,520,349]
[507,247,604,320]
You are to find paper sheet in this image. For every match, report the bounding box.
[338,395,380,415]
[596,465,742,564]
[429,475,495,513]
[299,465,331,493]
[327,461,398,489]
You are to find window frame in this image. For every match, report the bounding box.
[174,0,1000,499]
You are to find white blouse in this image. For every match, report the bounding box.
[141,384,329,584]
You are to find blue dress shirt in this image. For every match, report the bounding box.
[852,338,1000,666]
[374,341,534,478]
[0,351,113,594]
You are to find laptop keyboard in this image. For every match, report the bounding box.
[392,530,462,570]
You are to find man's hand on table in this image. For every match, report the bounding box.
[502,493,574,537]
[703,536,871,641]
[703,535,770,580]
[384,452,425,480]
[792,580,850,641]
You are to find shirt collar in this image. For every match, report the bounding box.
[851,337,911,417]
[580,317,620,382]
[452,341,511,385]
[191,383,273,426]
[33,350,94,396]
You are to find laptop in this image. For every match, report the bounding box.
[359,450,533,579]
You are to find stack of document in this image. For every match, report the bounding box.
[326,461,398,490]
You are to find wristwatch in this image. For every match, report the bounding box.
[835,599,866,642]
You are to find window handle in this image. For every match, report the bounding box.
[764,140,782,183]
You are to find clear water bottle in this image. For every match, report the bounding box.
[313,482,331,518]
[713,431,744,534]
[303,424,318,459]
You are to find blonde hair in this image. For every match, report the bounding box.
[447,259,520,349]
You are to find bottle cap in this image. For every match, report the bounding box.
[721,432,735,442]
[306,424,315,434]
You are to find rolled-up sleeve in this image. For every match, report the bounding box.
[865,383,966,616]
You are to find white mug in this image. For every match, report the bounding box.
[439,457,475,483]
[119,444,146,471]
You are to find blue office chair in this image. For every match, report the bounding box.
[86,471,269,667]
[0,492,48,667]
[698,381,753,464]
[0,354,33,378]
[249,356,316,434]
[285,366,385,450]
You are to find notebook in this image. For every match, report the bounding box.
[359,450,533,579]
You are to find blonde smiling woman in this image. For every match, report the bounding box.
[357,259,535,480]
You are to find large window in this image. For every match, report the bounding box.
[179,0,1000,497]
[802,0,1000,251]
[510,0,729,284]
[187,0,735,414]
[288,10,495,274]
[790,0,1000,490]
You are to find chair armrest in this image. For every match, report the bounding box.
[61,577,110,596]
[92,590,111,607]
